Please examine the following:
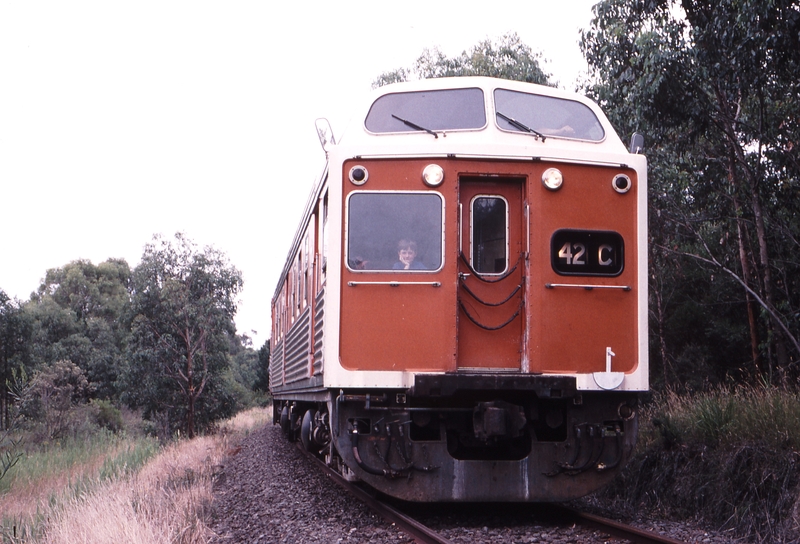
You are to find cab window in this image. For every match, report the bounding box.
[494,89,605,141]
[347,192,443,272]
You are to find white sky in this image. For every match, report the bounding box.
[0,0,598,346]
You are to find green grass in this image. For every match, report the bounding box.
[1,431,160,542]
[98,438,160,480]
[0,430,159,495]
[595,384,800,543]
[640,385,800,450]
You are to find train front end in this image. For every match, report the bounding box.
[271,77,647,502]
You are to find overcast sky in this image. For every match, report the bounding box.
[0,0,598,346]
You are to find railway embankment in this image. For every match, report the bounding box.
[579,385,800,543]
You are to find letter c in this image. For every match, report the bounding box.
[598,244,613,266]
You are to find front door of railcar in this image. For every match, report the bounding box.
[457,177,525,370]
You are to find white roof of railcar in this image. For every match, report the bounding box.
[336,76,627,154]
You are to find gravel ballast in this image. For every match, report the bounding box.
[210,423,731,543]
[209,424,413,543]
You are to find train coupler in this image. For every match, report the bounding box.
[472,400,527,443]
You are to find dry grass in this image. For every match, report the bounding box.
[221,407,271,437]
[44,436,221,543]
[0,407,270,543]
[1,432,160,540]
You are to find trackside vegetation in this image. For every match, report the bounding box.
[0,407,268,542]
[0,232,269,443]
[590,386,800,542]
[1,231,271,541]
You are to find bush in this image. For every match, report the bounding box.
[91,399,123,433]
[19,360,95,441]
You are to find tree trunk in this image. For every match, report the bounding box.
[716,85,789,372]
[1,383,6,431]
[187,392,195,439]
[748,175,789,373]
[653,280,673,387]
[186,335,195,439]
[729,157,762,375]
[186,374,195,439]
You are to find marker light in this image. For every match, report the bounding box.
[422,164,444,186]
[612,174,632,194]
[349,165,368,185]
[541,168,563,190]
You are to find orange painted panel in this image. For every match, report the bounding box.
[339,281,457,371]
[528,163,639,374]
[533,287,638,373]
[337,158,639,375]
[339,158,458,372]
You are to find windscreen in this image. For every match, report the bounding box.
[494,89,605,141]
[365,88,486,133]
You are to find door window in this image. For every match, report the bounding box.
[471,196,508,274]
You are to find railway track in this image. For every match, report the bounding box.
[297,442,454,544]
[553,505,687,544]
[297,442,687,544]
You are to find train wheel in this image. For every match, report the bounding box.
[301,409,317,452]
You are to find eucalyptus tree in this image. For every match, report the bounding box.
[25,259,131,399]
[581,0,800,384]
[373,32,551,88]
[0,290,30,430]
[125,233,242,438]
[254,340,270,393]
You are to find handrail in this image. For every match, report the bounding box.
[545,283,631,291]
[347,281,441,287]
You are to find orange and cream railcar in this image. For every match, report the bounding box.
[270,77,647,502]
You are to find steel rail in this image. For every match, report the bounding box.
[296,443,684,544]
[553,504,687,544]
[295,442,454,544]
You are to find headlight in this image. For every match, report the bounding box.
[541,168,563,191]
[612,174,632,194]
[422,164,444,187]
[349,165,368,185]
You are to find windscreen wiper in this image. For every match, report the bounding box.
[496,111,546,141]
[391,114,438,139]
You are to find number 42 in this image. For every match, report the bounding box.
[558,242,586,265]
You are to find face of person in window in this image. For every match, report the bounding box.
[398,247,416,268]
